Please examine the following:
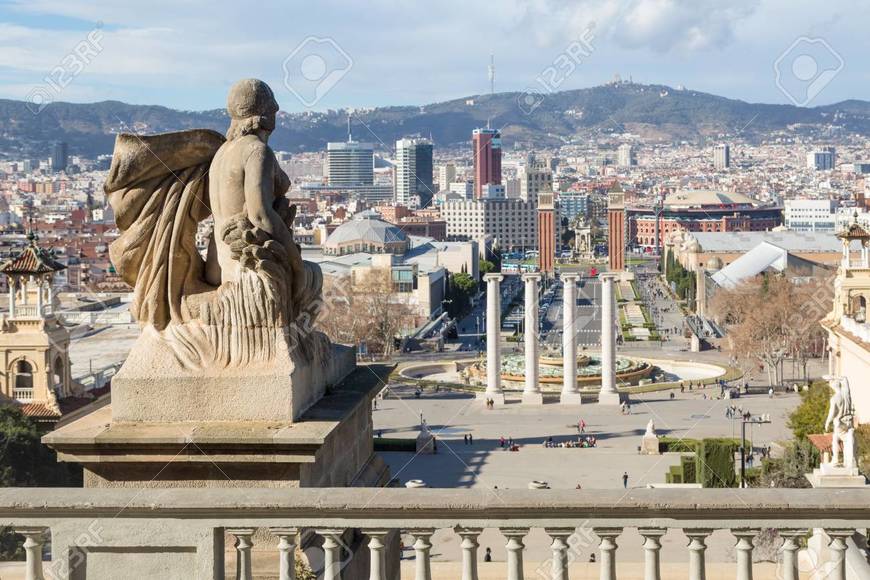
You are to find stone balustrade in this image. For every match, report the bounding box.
[0,487,868,580]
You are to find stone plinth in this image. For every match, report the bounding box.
[44,363,392,489]
[806,464,868,488]
[641,435,660,455]
[112,328,354,423]
[521,392,545,405]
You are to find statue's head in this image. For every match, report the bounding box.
[226,79,279,141]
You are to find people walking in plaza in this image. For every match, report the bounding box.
[622,472,629,488]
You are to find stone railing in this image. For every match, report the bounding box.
[0,487,868,580]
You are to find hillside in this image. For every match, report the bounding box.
[1,83,869,158]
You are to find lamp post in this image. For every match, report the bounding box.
[740,414,771,488]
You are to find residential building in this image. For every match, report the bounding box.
[518,159,553,205]
[713,144,730,170]
[617,144,637,167]
[437,163,456,189]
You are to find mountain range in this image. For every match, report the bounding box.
[1,82,869,159]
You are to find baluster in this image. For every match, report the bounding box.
[271,527,298,580]
[365,529,390,580]
[594,528,622,580]
[502,527,528,580]
[638,528,666,580]
[824,529,853,580]
[456,527,482,580]
[410,528,434,580]
[545,528,574,580]
[777,529,806,580]
[684,528,712,580]
[17,527,47,580]
[732,529,758,580]
[227,528,255,580]
[317,528,346,580]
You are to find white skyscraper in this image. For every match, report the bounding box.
[617,144,637,167]
[713,144,730,170]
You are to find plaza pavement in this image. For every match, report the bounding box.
[374,383,804,571]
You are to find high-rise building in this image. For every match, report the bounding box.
[51,142,68,173]
[607,189,625,271]
[472,128,501,199]
[326,141,374,187]
[807,148,836,171]
[713,144,730,170]
[617,144,637,167]
[537,191,556,274]
[437,163,456,189]
[394,138,434,208]
[518,160,553,205]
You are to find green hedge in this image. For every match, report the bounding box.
[696,438,739,488]
[666,465,683,484]
[658,437,699,453]
[681,455,697,484]
[373,438,416,452]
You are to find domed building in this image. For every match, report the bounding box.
[323,213,410,256]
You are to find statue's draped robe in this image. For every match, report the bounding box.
[105,130,225,330]
[104,129,330,370]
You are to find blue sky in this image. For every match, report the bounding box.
[0,0,866,111]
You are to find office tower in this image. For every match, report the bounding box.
[394,138,434,208]
[807,148,836,170]
[437,163,456,189]
[608,190,625,271]
[537,191,556,274]
[52,142,68,173]
[472,128,501,199]
[519,160,553,205]
[713,144,730,170]
[617,144,637,167]
[326,141,374,187]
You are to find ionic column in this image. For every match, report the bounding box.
[732,529,758,580]
[598,273,620,405]
[272,527,298,580]
[501,528,528,580]
[561,273,582,404]
[457,527,482,580]
[365,529,390,580]
[639,528,666,580]
[410,528,434,580]
[483,273,505,404]
[18,527,46,580]
[594,527,622,580]
[545,528,574,580]
[317,529,345,580]
[227,528,256,580]
[825,529,852,580]
[684,528,712,580]
[522,273,543,404]
[777,529,806,580]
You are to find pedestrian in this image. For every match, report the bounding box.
[469,433,473,445]
[622,472,629,489]
[508,436,513,447]
[499,436,505,448]
[464,434,468,445]
[484,547,492,562]
[768,387,774,399]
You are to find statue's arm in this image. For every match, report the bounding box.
[824,397,836,431]
[244,147,292,246]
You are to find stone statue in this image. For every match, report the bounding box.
[824,375,855,469]
[645,419,656,438]
[105,79,327,371]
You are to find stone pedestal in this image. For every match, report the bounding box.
[521,392,545,405]
[806,463,867,488]
[641,435,660,455]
